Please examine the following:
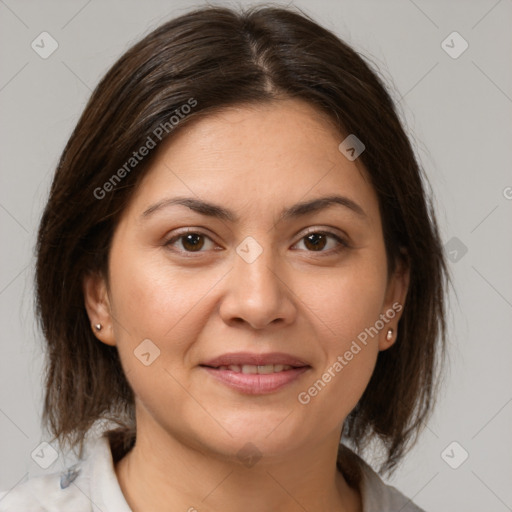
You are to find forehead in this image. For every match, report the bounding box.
[123,98,380,226]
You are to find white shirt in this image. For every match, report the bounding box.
[0,434,425,511]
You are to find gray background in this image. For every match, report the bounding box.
[1,0,511,510]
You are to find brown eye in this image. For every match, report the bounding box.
[180,233,205,252]
[303,233,328,251]
[294,231,348,255]
[164,231,216,254]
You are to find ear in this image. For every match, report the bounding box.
[378,250,410,351]
[83,271,117,346]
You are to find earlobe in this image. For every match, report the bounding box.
[82,271,117,346]
[379,252,410,351]
[379,327,396,351]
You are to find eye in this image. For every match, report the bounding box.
[293,230,348,254]
[163,228,349,257]
[164,230,217,254]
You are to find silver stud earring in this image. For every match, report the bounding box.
[386,328,393,341]
[94,323,102,331]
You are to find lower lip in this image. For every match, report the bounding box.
[201,366,310,394]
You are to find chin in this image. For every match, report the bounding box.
[199,419,306,462]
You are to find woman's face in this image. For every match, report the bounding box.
[84,98,408,460]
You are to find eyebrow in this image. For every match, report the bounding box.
[141,194,367,223]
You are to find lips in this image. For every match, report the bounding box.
[214,363,295,374]
[201,351,310,369]
[199,352,311,394]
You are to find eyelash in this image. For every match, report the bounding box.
[163,228,349,257]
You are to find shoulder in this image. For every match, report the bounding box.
[358,460,426,512]
[0,434,130,512]
[338,444,427,512]
[0,462,90,512]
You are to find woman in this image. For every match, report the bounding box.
[0,5,448,511]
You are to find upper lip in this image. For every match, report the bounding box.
[201,352,310,368]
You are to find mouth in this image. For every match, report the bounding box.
[201,363,302,374]
[199,352,311,394]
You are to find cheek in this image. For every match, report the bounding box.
[294,256,387,414]
[105,247,220,421]
[107,242,228,362]
[114,271,193,336]
[303,253,388,345]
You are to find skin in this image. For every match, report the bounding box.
[83,98,409,512]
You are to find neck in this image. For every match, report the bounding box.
[114,424,362,512]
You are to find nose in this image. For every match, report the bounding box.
[218,241,297,330]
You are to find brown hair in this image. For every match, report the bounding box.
[35,4,449,476]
